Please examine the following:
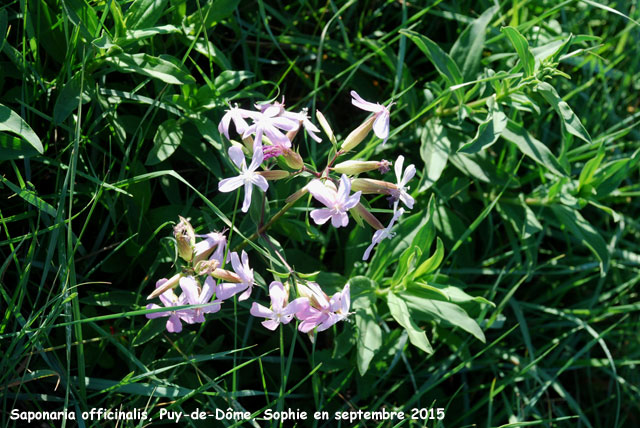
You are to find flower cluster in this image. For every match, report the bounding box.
[217,90,415,261]
[145,216,254,332]
[145,217,351,335]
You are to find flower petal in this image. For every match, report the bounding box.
[241,181,253,212]
[228,146,246,169]
[307,180,336,208]
[350,90,380,113]
[250,302,274,318]
[218,176,244,193]
[179,276,200,305]
[268,281,287,311]
[262,319,280,330]
[145,303,170,319]
[250,173,269,192]
[372,110,390,141]
[216,282,249,300]
[394,155,405,184]
[310,208,333,225]
[166,314,182,333]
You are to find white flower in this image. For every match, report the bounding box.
[362,208,404,261]
[179,276,221,323]
[218,146,269,212]
[250,281,308,330]
[243,101,299,148]
[307,174,361,228]
[218,105,256,140]
[390,155,415,210]
[350,90,391,144]
[216,250,254,301]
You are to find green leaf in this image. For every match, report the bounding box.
[498,199,543,240]
[578,145,605,192]
[387,293,433,354]
[501,26,535,77]
[185,0,241,28]
[53,72,92,124]
[145,120,183,165]
[214,70,254,94]
[104,53,196,85]
[400,289,486,342]
[550,204,610,276]
[458,102,508,154]
[536,82,592,144]
[419,118,451,190]
[0,134,40,160]
[501,119,567,176]
[1,177,56,216]
[0,103,43,154]
[413,237,444,279]
[124,0,169,30]
[450,5,498,79]
[400,29,463,86]
[352,289,382,376]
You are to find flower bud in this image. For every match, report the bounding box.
[350,178,397,195]
[195,258,220,275]
[341,116,375,152]
[334,160,389,175]
[316,110,336,144]
[210,268,242,283]
[147,273,182,300]
[352,203,384,230]
[257,170,290,180]
[174,216,196,262]
[282,148,304,170]
[286,184,309,204]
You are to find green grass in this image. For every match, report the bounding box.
[1,0,639,427]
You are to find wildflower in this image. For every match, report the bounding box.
[174,216,196,262]
[243,101,299,148]
[389,155,415,210]
[362,208,404,261]
[307,174,361,228]
[179,276,221,323]
[250,281,308,330]
[145,279,194,333]
[333,160,392,175]
[283,108,322,143]
[218,105,255,140]
[350,90,391,144]
[216,250,254,301]
[218,146,269,213]
[296,282,351,333]
[193,231,226,264]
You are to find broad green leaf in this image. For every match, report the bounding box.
[104,53,196,85]
[53,72,92,124]
[61,0,100,40]
[400,289,486,342]
[550,204,610,276]
[502,119,567,176]
[391,246,420,285]
[214,70,255,94]
[400,29,463,86]
[501,26,535,77]
[413,237,444,279]
[592,148,640,196]
[120,25,181,46]
[458,103,508,153]
[450,5,498,79]
[146,120,182,165]
[0,103,43,154]
[419,118,450,190]
[353,290,382,375]
[124,0,169,30]
[536,82,591,144]
[408,279,495,307]
[387,293,433,354]
[185,0,241,28]
[0,134,40,160]
[578,145,605,192]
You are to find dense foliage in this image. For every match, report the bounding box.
[1,0,639,427]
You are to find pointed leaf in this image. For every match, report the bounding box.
[536,81,591,144]
[450,6,498,79]
[501,26,535,77]
[0,103,43,154]
[502,119,567,176]
[387,292,433,353]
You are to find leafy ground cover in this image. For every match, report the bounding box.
[1,0,639,427]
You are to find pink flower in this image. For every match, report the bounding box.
[363,208,404,261]
[389,155,415,210]
[243,101,299,148]
[193,231,226,264]
[145,278,195,333]
[307,174,361,228]
[283,108,322,143]
[296,282,351,333]
[350,90,391,144]
[218,105,256,140]
[216,250,254,301]
[179,276,221,323]
[218,146,269,212]
[250,281,308,330]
